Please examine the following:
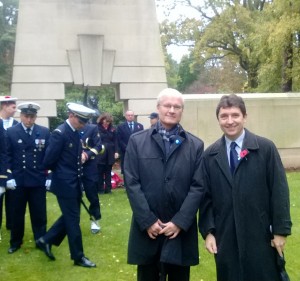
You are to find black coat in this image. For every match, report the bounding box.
[97,124,118,165]
[6,123,50,187]
[43,122,82,199]
[125,125,204,266]
[198,129,292,281]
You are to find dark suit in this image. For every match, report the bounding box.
[6,123,50,247]
[0,118,18,230]
[42,121,85,261]
[0,119,7,187]
[117,121,143,174]
[80,124,102,220]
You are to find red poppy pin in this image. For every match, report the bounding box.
[239,149,249,160]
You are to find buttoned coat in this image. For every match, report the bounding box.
[198,129,292,281]
[125,125,204,266]
[43,122,82,198]
[6,123,50,187]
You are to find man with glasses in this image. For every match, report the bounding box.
[36,103,97,268]
[125,88,204,281]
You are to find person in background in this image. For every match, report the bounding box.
[125,88,204,281]
[80,123,103,234]
[97,113,119,194]
[148,112,159,128]
[0,119,8,240]
[117,110,143,175]
[37,103,96,268]
[0,96,18,233]
[198,94,292,281]
[6,102,50,254]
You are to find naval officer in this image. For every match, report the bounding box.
[36,103,97,268]
[6,102,50,254]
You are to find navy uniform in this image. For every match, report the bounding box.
[6,102,50,254]
[80,123,103,233]
[37,103,97,268]
[0,95,18,232]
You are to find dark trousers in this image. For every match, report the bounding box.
[137,263,190,281]
[97,164,112,193]
[82,177,101,220]
[43,195,84,261]
[10,186,47,247]
[0,189,14,230]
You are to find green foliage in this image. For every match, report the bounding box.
[0,0,18,94]
[0,171,299,280]
[49,85,123,131]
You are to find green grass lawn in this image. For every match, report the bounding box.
[0,172,299,281]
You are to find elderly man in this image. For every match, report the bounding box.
[125,88,204,281]
[117,110,143,175]
[37,103,97,268]
[198,94,292,281]
[6,102,50,254]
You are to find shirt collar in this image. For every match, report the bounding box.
[225,129,245,150]
[66,119,76,132]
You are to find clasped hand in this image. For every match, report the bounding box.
[147,219,181,240]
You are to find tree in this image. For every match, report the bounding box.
[0,0,18,94]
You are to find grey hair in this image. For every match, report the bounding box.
[157,88,184,106]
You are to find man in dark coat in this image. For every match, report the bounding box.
[80,123,103,233]
[36,103,96,268]
[117,110,143,175]
[6,102,50,254]
[125,88,204,281]
[198,94,292,281]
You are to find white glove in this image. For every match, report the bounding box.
[45,179,51,190]
[0,187,5,195]
[6,179,16,190]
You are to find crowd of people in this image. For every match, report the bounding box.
[0,88,293,280]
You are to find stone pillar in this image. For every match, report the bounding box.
[11,0,167,126]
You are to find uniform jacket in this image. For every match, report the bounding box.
[125,125,204,266]
[117,121,143,154]
[80,124,102,182]
[97,123,118,165]
[43,121,82,198]
[0,119,7,186]
[6,123,50,187]
[198,129,292,281]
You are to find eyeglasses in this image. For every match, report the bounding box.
[159,104,183,111]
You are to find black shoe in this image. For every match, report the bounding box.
[8,245,21,254]
[74,256,96,268]
[36,237,55,260]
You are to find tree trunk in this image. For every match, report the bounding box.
[281,35,293,92]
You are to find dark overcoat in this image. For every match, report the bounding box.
[198,129,292,281]
[125,125,204,266]
[97,124,118,165]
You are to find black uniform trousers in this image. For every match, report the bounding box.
[97,164,113,193]
[10,186,46,247]
[82,177,101,220]
[43,195,84,261]
[0,190,14,230]
[137,263,190,281]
